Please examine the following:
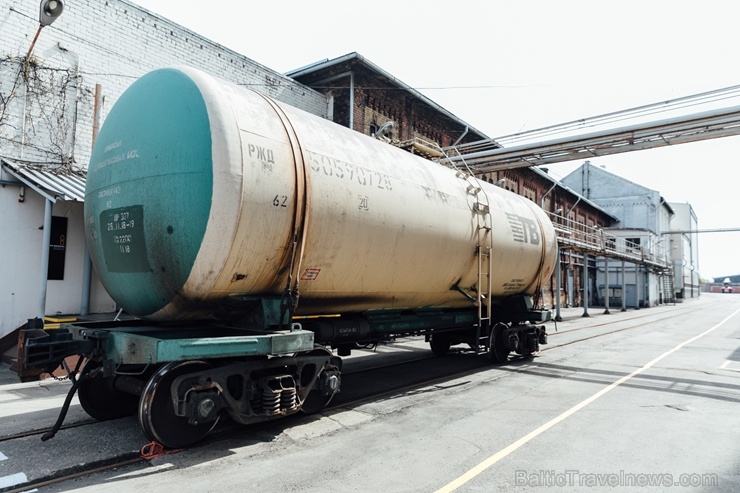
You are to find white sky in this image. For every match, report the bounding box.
[132,0,740,280]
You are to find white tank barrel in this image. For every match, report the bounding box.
[85,67,557,320]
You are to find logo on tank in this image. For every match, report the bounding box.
[301,268,321,281]
[506,213,540,245]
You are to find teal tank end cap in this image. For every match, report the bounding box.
[86,68,214,317]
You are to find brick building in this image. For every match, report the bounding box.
[289,53,619,310]
[287,53,487,149]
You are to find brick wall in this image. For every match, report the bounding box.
[294,62,481,147]
[354,68,474,146]
[0,0,327,169]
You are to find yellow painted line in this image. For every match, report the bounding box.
[435,307,740,493]
[44,316,77,323]
[293,314,341,319]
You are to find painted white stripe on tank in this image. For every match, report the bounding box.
[166,68,300,314]
[148,67,245,319]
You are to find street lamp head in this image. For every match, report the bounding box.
[39,0,64,27]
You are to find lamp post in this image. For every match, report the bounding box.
[24,1,65,77]
[28,0,64,320]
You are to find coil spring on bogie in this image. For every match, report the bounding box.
[281,387,297,411]
[263,387,281,414]
[250,394,263,414]
[254,375,298,416]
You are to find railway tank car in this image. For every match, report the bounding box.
[24,67,558,448]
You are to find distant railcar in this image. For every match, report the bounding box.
[721,278,733,293]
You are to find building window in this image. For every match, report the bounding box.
[48,216,68,280]
[522,185,536,202]
[626,237,641,255]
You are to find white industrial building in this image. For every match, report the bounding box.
[0,0,327,341]
[668,202,701,299]
[561,161,700,308]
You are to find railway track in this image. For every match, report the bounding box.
[1,302,715,493]
[0,419,98,444]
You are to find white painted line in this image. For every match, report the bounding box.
[0,451,7,461]
[0,379,75,418]
[435,307,740,493]
[719,360,740,372]
[0,395,78,418]
[0,379,69,392]
[0,472,28,488]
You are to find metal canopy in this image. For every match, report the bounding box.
[1,158,86,202]
[441,104,740,172]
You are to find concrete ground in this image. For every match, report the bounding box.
[1,295,739,492]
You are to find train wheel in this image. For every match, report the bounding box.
[78,361,138,421]
[429,335,451,356]
[489,324,510,364]
[299,348,341,414]
[138,361,219,449]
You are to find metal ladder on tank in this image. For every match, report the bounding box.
[443,145,494,354]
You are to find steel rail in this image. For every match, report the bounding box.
[0,419,97,443]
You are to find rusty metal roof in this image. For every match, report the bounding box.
[1,158,86,202]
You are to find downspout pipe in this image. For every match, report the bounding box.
[349,71,354,130]
[294,70,352,126]
[603,255,610,314]
[554,246,563,322]
[566,196,582,216]
[80,243,91,316]
[582,254,590,317]
[621,261,627,311]
[540,181,558,209]
[39,198,53,319]
[81,83,102,316]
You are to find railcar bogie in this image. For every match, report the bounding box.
[23,299,549,447]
